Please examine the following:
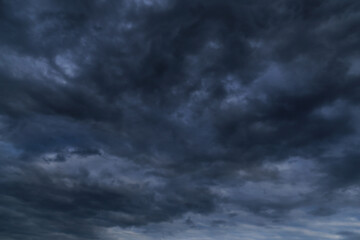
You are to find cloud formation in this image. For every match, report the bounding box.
[1,0,360,239]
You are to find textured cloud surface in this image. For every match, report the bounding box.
[1,0,360,239]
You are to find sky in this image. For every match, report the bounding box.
[1,0,360,239]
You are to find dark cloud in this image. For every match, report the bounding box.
[339,231,360,240]
[1,0,360,239]
[309,207,337,217]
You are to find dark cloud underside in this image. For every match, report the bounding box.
[1,0,360,239]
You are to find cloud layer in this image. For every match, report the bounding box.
[1,0,360,239]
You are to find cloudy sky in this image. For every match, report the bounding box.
[1,0,360,239]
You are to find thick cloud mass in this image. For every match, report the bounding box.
[1,0,360,239]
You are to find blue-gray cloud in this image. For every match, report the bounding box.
[1,0,360,239]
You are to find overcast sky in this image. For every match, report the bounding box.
[1,0,360,239]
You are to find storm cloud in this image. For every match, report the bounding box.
[1,0,360,239]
